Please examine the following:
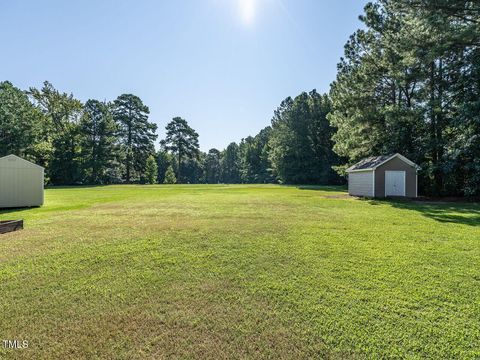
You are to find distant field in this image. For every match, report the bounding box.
[1,185,479,359]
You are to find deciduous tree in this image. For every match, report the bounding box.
[0,81,44,160]
[29,81,83,184]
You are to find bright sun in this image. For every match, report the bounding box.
[238,0,256,25]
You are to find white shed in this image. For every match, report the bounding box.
[346,153,421,198]
[0,155,44,208]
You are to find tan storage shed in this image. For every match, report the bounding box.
[0,155,44,208]
[346,153,421,198]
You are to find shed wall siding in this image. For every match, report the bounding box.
[348,171,374,197]
[0,156,44,208]
[375,157,417,197]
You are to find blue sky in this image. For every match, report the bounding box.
[1,0,367,151]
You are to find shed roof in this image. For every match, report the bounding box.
[0,154,44,169]
[346,153,420,172]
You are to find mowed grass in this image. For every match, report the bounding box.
[0,185,479,359]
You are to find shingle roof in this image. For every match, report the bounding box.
[346,153,421,172]
[348,154,395,171]
[347,153,421,172]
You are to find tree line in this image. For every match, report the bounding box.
[0,81,158,185]
[0,80,340,187]
[156,90,340,185]
[1,0,479,195]
[329,0,480,196]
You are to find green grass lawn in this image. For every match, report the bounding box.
[1,185,479,359]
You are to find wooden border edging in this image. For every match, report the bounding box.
[0,220,24,234]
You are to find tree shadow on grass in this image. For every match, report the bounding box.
[45,184,110,189]
[0,207,38,217]
[366,198,480,226]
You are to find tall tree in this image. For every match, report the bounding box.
[79,100,120,184]
[157,142,174,184]
[0,81,44,160]
[163,117,200,183]
[113,94,157,183]
[29,81,83,185]
[394,0,480,195]
[269,91,339,184]
[205,148,221,183]
[329,0,480,195]
[145,155,158,184]
[238,128,274,184]
[182,156,205,184]
[221,142,241,183]
[164,165,177,184]
[255,127,274,183]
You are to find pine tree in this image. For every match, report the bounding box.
[79,100,120,184]
[269,91,338,184]
[238,129,273,184]
[163,117,199,182]
[329,0,480,195]
[163,165,177,184]
[145,155,158,184]
[113,94,157,183]
[221,142,241,183]
[205,149,221,183]
[157,144,174,184]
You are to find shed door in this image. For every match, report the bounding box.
[385,171,406,196]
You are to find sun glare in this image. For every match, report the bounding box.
[238,0,256,26]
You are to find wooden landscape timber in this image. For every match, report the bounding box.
[0,220,24,234]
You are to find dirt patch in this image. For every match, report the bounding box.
[320,194,353,199]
